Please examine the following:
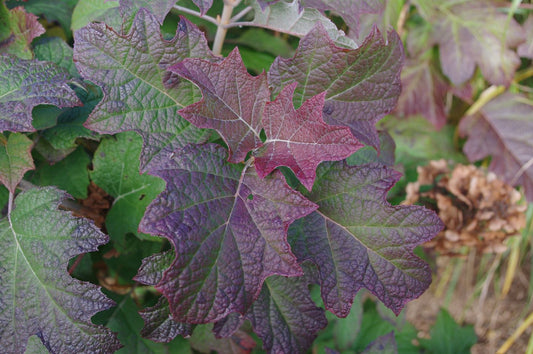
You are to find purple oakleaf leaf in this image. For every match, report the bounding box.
[518,16,533,59]
[135,250,193,342]
[245,275,327,354]
[459,92,533,202]
[302,0,384,40]
[170,49,270,164]
[74,9,217,171]
[289,162,443,316]
[0,55,81,132]
[250,0,356,48]
[138,297,194,342]
[268,23,403,149]
[139,143,317,323]
[255,83,363,191]
[413,0,525,86]
[394,56,451,129]
[213,313,245,338]
[0,187,121,353]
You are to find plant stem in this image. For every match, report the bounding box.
[172,5,219,26]
[464,85,505,117]
[230,6,252,22]
[212,0,241,55]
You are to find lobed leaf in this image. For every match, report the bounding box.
[139,143,317,323]
[0,133,34,193]
[71,0,119,31]
[138,297,194,343]
[90,132,165,250]
[0,55,81,132]
[135,250,194,342]
[6,0,77,35]
[34,37,78,77]
[0,187,120,353]
[255,83,363,191]
[268,23,403,149]
[460,93,533,202]
[0,4,45,59]
[191,0,213,16]
[93,293,192,353]
[518,16,533,59]
[289,162,443,316]
[302,0,384,39]
[118,0,179,32]
[394,56,450,129]
[412,0,524,86]
[245,275,328,353]
[250,0,356,48]
[170,48,269,164]
[31,147,91,199]
[74,9,216,171]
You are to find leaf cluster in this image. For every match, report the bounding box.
[1,0,529,353]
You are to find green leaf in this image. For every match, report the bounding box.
[92,292,193,353]
[90,132,165,250]
[31,146,90,199]
[6,0,78,37]
[71,0,119,31]
[0,187,120,353]
[333,292,363,350]
[189,323,256,354]
[0,55,81,132]
[33,37,78,77]
[74,10,216,170]
[0,3,44,59]
[40,83,102,152]
[0,133,34,193]
[419,308,477,354]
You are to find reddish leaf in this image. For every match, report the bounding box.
[460,93,533,202]
[170,49,270,163]
[255,83,362,191]
[140,144,317,323]
[289,162,443,316]
[268,24,403,149]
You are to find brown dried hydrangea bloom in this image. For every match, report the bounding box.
[404,160,526,255]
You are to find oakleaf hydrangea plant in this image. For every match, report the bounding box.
[0,0,445,352]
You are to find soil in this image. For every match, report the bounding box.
[405,253,532,353]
